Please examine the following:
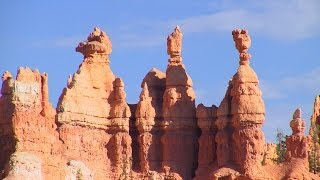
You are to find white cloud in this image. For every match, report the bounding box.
[29,0,320,49]
[260,67,320,100]
[175,0,320,40]
[260,80,286,100]
[281,67,320,93]
[116,0,320,48]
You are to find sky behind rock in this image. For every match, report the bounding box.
[1,0,319,142]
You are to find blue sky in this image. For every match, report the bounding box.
[1,0,319,142]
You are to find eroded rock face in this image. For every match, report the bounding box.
[0,67,61,179]
[3,152,42,180]
[65,160,94,180]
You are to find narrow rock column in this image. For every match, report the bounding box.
[109,77,132,173]
[196,104,217,175]
[284,108,312,179]
[135,83,156,172]
[215,80,233,167]
[161,26,198,179]
[40,73,55,118]
[310,96,320,139]
[230,29,265,176]
[285,108,310,162]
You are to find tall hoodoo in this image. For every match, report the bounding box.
[286,108,309,161]
[57,27,116,128]
[161,26,198,179]
[230,29,265,176]
[310,95,320,138]
[284,108,311,179]
[56,28,132,179]
[135,69,166,173]
[135,83,157,172]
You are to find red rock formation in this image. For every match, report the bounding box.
[284,108,313,179]
[161,26,199,179]
[136,83,156,172]
[0,71,15,173]
[286,108,309,161]
[310,95,320,137]
[0,67,62,179]
[230,29,265,177]
[198,29,266,179]
[56,27,132,179]
[215,79,233,167]
[1,26,318,180]
[196,104,217,175]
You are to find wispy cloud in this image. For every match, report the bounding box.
[281,67,320,93]
[261,67,320,100]
[260,80,286,100]
[116,0,320,48]
[175,0,320,40]
[29,0,320,49]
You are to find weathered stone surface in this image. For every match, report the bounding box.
[3,152,42,180]
[65,160,94,180]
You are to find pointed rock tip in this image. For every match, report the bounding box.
[149,67,162,73]
[293,108,302,119]
[175,25,181,31]
[148,68,165,78]
[2,71,12,81]
[93,27,100,31]
[114,77,124,87]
